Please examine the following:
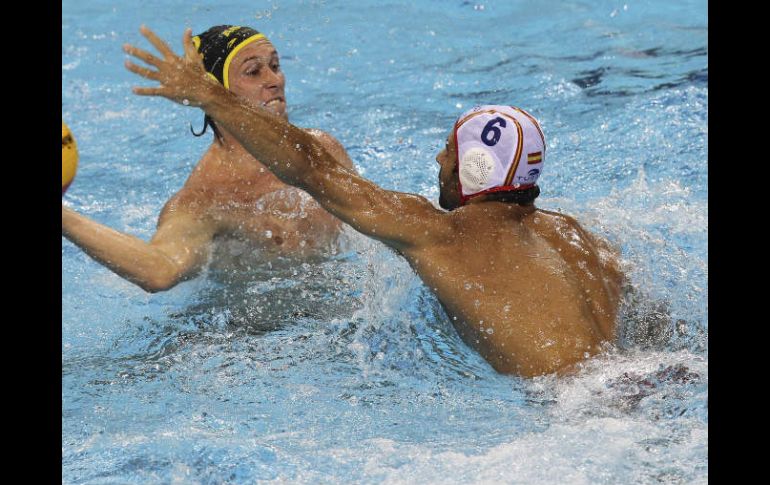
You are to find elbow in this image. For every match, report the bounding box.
[142,282,173,294]
[139,271,180,294]
[141,279,175,294]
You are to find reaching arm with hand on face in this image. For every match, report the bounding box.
[124,26,452,253]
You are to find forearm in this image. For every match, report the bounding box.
[203,90,437,248]
[123,27,442,249]
[62,207,184,292]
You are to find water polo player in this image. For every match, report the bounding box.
[122,26,624,376]
[63,25,356,292]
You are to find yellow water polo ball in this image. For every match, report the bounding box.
[62,121,78,195]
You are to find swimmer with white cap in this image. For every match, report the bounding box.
[63,25,356,292]
[123,27,625,377]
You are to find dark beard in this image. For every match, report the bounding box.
[438,192,458,211]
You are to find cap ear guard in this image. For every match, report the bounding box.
[459,147,495,193]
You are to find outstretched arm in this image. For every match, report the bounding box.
[62,200,216,293]
[124,26,451,252]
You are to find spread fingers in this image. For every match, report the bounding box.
[132,86,166,97]
[139,25,176,60]
[123,43,162,68]
[124,60,160,80]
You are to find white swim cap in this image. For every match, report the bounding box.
[454,105,546,205]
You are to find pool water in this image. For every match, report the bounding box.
[62,1,707,483]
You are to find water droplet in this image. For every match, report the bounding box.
[265,230,272,238]
[182,99,190,106]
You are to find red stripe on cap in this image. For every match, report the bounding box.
[512,107,546,152]
[503,117,524,186]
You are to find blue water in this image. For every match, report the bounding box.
[62,1,707,483]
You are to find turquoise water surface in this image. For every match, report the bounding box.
[62,1,707,483]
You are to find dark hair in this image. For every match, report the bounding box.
[483,185,540,205]
[190,114,224,143]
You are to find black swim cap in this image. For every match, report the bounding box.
[192,25,269,89]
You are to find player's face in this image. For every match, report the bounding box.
[436,131,461,210]
[227,40,287,119]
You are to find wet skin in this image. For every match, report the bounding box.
[62,35,355,292]
[122,26,624,377]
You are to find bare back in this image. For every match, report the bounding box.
[403,203,623,377]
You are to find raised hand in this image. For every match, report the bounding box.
[123,25,221,107]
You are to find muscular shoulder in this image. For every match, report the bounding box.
[532,209,589,242]
[536,208,577,226]
[157,187,214,227]
[537,208,622,272]
[305,128,338,146]
[305,128,355,171]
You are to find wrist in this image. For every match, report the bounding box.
[198,76,229,110]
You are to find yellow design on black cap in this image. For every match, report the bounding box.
[193,25,270,89]
[221,26,242,37]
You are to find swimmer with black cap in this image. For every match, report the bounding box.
[62,25,356,293]
[190,26,287,139]
[123,26,625,377]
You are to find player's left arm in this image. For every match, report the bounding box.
[123,26,452,252]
